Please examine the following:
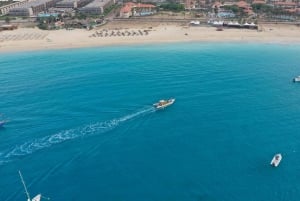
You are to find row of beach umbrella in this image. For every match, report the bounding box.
[0,33,48,41]
[89,29,149,38]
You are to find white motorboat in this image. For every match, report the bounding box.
[153,99,175,109]
[293,76,300,82]
[0,121,6,127]
[0,120,9,127]
[270,153,282,167]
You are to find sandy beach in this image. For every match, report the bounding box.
[0,22,300,53]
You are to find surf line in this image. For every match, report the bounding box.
[0,106,155,165]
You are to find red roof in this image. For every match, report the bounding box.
[274,2,296,6]
[136,3,156,8]
[285,8,295,12]
[120,5,131,13]
[285,8,300,12]
[236,1,250,8]
[124,2,135,6]
[252,0,266,4]
[212,1,222,7]
[121,2,156,14]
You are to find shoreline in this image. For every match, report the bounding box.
[1,23,300,53]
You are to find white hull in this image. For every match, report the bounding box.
[154,99,175,109]
[0,121,6,127]
[293,77,300,82]
[270,154,282,167]
[19,171,47,201]
[32,194,41,201]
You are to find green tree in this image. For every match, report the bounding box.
[160,3,184,12]
[223,5,239,13]
[5,17,10,24]
[239,7,246,17]
[38,21,48,30]
[214,5,218,14]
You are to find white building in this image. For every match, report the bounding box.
[79,0,114,15]
[56,0,92,8]
[0,0,30,15]
[9,0,61,16]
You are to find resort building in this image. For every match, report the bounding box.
[285,7,300,14]
[9,0,62,16]
[0,0,30,15]
[56,0,92,8]
[184,0,191,9]
[274,1,297,8]
[119,2,156,18]
[8,7,33,16]
[192,0,206,10]
[119,3,131,18]
[213,1,254,15]
[79,0,115,15]
[131,0,165,3]
[56,0,77,8]
[236,1,253,15]
[252,0,266,5]
[185,0,207,10]
[212,1,222,9]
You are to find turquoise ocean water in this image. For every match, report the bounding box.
[1,43,300,201]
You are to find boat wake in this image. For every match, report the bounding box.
[0,107,155,166]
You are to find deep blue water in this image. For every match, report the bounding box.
[1,43,300,201]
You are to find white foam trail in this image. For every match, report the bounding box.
[0,152,8,165]
[1,107,154,164]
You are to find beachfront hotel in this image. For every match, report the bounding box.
[8,0,61,16]
[56,0,92,9]
[79,0,115,15]
[119,2,156,18]
[5,0,114,16]
[0,0,31,15]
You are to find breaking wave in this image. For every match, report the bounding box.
[0,107,154,165]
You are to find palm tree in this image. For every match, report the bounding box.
[214,5,218,15]
[5,17,10,24]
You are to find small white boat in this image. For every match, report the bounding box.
[32,195,42,201]
[0,121,6,127]
[293,76,300,82]
[0,120,8,127]
[19,171,49,201]
[270,153,282,167]
[153,99,175,109]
